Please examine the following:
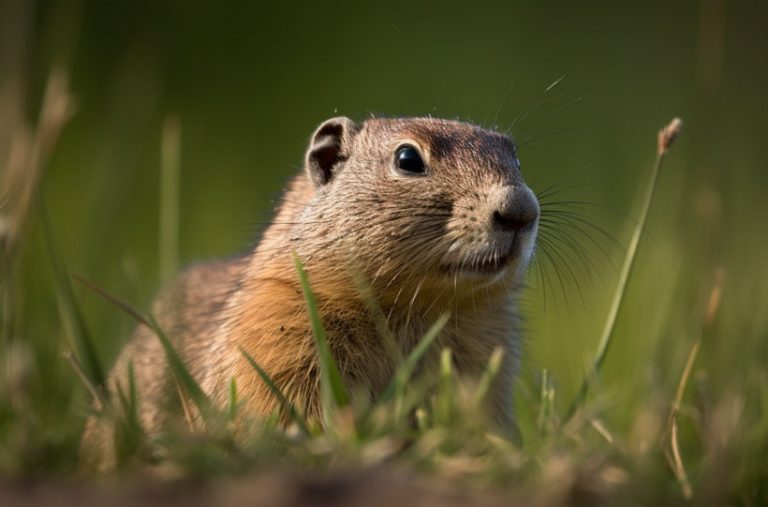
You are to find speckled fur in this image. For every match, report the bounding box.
[81,117,539,470]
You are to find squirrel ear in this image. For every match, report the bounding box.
[305,117,360,187]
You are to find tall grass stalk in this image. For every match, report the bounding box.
[566,118,683,420]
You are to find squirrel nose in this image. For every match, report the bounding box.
[492,186,539,232]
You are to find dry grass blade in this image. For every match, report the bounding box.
[537,369,556,434]
[73,274,150,327]
[173,375,197,433]
[566,117,683,421]
[589,418,615,446]
[1,69,74,256]
[658,118,684,156]
[2,69,73,352]
[667,267,725,499]
[63,349,105,410]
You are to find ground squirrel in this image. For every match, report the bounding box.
[81,116,540,469]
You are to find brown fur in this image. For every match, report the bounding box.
[81,117,540,470]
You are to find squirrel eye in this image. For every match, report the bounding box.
[395,145,426,175]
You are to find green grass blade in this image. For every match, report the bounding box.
[39,200,107,393]
[292,253,349,416]
[227,377,238,422]
[379,312,450,406]
[74,275,212,419]
[239,347,310,435]
[434,347,455,426]
[114,361,141,433]
[472,346,505,409]
[113,361,144,466]
[396,312,449,388]
[351,271,403,365]
[146,314,211,418]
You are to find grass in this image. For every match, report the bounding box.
[2,74,767,506]
[564,118,683,420]
[293,252,350,420]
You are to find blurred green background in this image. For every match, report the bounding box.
[2,0,767,456]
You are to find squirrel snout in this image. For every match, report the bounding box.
[491,186,539,233]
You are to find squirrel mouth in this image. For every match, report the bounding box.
[441,251,513,276]
[440,234,530,276]
[439,228,535,278]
